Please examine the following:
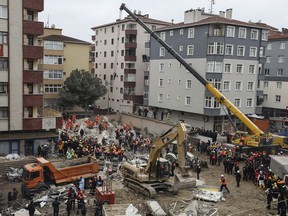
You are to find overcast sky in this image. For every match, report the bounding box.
[39,0,288,42]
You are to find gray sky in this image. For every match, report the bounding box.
[39,0,288,42]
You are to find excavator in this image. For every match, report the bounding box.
[120,3,288,151]
[121,122,193,198]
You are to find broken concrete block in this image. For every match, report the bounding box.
[183,200,198,216]
[146,200,167,216]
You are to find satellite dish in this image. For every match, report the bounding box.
[138,10,141,15]
[133,10,137,14]
[51,24,55,28]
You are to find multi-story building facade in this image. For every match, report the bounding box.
[39,27,91,109]
[0,0,61,156]
[91,13,171,113]
[147,8,269,133]
[262,30,288,118]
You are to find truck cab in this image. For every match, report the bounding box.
[21,162,48,197]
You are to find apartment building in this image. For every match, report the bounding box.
[0,0,61,156]
[91,13,171,113]
[39,27,91,109]
[261,30,288,118]
[147,8,269,133]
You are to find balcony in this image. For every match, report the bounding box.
[23,0,44,11]
[23,95,43,107]
[23,20,44,36]
[125,29,137,35]
[124,69,136,74]
[23,45,43,59]
[23,118,42,130]
[124,55,136,61]
[23,70,43,83]
[124,81,136,87]
[125,42,137,49]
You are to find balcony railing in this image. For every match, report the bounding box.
[124,55,136,61]
[23,20,44,36]
[23,95,43,107]
[23,45,43,59]
[23,118,42,130]
[23,70,43,83]
[23,0,44,11]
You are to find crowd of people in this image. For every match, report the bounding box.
[196,138,288,215]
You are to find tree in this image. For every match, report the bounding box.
[58,69,107,112]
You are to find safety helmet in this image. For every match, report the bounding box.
[221,174,224,177]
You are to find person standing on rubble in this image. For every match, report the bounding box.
[12,187,18,202]
[68,187,76,211]
[27,200,35,216]
[219,174,230,193]
[235,170,242,187]
[196,164,201,180]
[52,197,60,216]
[79,176,85,191]
[66,198,72,216]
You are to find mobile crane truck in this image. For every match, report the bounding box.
[21,156,99,197]
[120,3,288,153]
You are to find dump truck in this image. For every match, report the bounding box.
[21,156,99,197]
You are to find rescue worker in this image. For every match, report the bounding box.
[79,176,85,191]
[66,198,72,216]
[196,164,201,180]
[258,171,265,189]
[219,174,230,193]
[235,170,242,187]
[27,200,35,216]
[68,187,76,211]
[266,188,273,209]
[52,197,60,216]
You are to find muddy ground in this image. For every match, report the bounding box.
[0,150,278,216]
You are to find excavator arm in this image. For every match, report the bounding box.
[145,122,188,176]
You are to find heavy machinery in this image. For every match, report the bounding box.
[21,156,99,197]
[119,3,288,151]
[121,122,192,198]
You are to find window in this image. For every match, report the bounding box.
[43,70,63,79]
[236,64,243,74]
[104,40,107,45]
[259,47,264,57]
[247,82,254,91]
[237,46,245,56]
[180,29,184,35]
[103,63,106,69]
[159,63,164,72]
[225,44,234,55]
[178,79,181,84]
[44,84,62,93]
[238,28,247,38]
[266,56,271,63]
[158,93,163,102]
[111,38,114,45]
[104,51,107,57]
[264,81,269,88]
[277,69,283,76]
[251,29,259,40]
[188,28,195,38]
[185,96,191,106]
[0,82,8,93]
[280,42,286,49]
[0,57,8,70]
[208,79,221,90]
[179,46,183,51]
[207,61,222,73]
[111,26,114,33]
[170,30,173,36]
[275,95,281,102]
[159,78,163,87]
[264,69,270,76]
[278,55,284,63]
[276,82,282,89]
[205,97,220,108]
[27,36,34,46]
[208,42,224,54]
[249,47,257,57]
[249,65,255,74]
[0,32,8,44]
[246,98,253,107]
[226,26,235,37]
[235,81,242,91]
[187,45,194,55]
[234,99,241,108]
[111,63,113,69]
[27,11,34,21]
[0,107,8,118]
[262,30,268,41]
[159,47,165,56]
[111,51,114,57]
[43,55,63,65]
[267,44,272,50]
[167,78,171,84]
[44,41,63,50]
[160,32,166,41]
[120,88,123,94]
[263,94,268,101]
[186,80,192,89]
[144,78,149,86]
[223,81,231,91]
[224,63,232,73]
[122,24,125,31]
[0,5,8,18]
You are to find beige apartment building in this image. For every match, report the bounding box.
[39,27,91,109]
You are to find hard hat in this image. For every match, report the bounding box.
[221,174,224,177]
[237,170,240,173]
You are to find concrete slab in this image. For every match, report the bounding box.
[146,200,167,216]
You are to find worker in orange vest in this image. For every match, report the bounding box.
[129,122,133,130]
[95,115,99,125]
[219,174,230,193]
